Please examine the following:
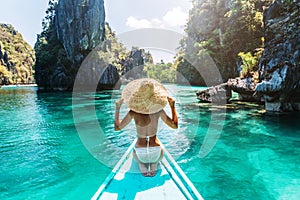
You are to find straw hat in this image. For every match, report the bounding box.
[122,78,169,114]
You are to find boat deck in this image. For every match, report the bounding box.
[92,140,203,200]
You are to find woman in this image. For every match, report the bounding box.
[114,78,178,177]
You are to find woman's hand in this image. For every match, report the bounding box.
[167,97,175,108]
[160,97,178,129]
[114,98,133,131]
[116,98,124,110]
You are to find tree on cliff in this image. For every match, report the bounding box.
[144,61,176,83]
[175,0,273,85]
[34,0,129,90]
[34,0,72,89]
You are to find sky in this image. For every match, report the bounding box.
[0,0,192,62]
[105,0,192,62]
[0,0,49,47]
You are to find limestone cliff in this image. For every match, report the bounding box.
[256,0,300,111]
[35,0,120,91]
[56,0,105,64]
[0,24,35,85]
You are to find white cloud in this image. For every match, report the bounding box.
[126,16,152,28]
[126,16,164,29]
[125,6,188,31]
[163,7,188,27]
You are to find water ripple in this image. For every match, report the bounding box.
[1,86,300,199]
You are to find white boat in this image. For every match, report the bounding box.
[92,139,204,200]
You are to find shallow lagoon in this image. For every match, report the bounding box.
[0,85,299,199]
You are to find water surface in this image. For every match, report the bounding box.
[0,85,299,199]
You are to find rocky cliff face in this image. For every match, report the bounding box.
[56,0,105,65]
[197,83,231,103]
[35,0,120,91]
[256,0,300,111]
[0,24,35,85]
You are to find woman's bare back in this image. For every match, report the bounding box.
[129,111,161,148]
[114,97,178,148]
[131,110,161,138]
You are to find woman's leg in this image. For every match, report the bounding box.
[133,150,149,176]
[149,148,164,177]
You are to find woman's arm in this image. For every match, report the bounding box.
[114,99,133,131]
[160,97,178,129]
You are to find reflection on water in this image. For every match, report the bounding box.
[0,85,299,200]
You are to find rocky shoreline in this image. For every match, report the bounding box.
[197,0,300,112]
[0,84,37,88]
[196,77,259,103]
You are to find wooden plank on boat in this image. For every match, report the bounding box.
[92,139,203,200]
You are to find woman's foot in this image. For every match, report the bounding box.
[148,163,158,177]
[139,163,149,176]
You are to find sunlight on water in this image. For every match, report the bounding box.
[0,86,299,199]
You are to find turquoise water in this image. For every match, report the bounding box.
[0,85,299,200]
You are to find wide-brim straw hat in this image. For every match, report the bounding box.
[122,78,169,114]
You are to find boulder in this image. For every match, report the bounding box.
[196,76,261,103]
[228,77,261,102]
[196,83,231,103]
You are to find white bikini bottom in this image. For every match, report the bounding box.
[134,146,162,163]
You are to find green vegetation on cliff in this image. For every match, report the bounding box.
[35,0,157,89]
[175,0,273,85]
[99,24,128,70]
[0,24,35,85]
[34,0,134,90]
[34,0,72,88]
[238,48,262,80]
[144,61,176,83]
